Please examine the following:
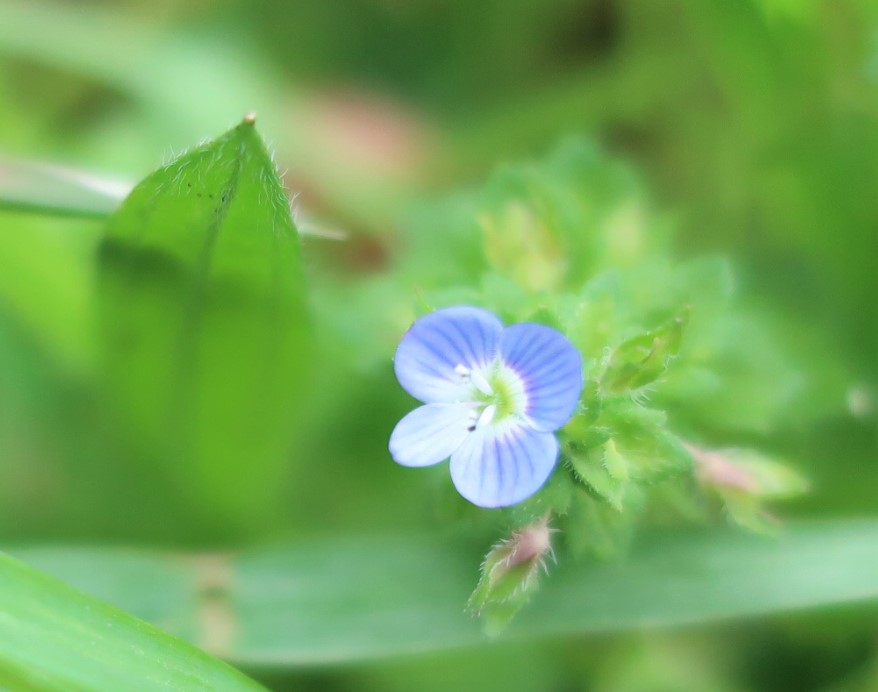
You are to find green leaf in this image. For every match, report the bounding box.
[564,487,637,559]
[599,399,694,482]
[97,116,312,534]
[560,271,623,362]
[568,439,629,511]
[601,309,688,393]
[0,553,263,691]
[506,468,576,526]
[657,308,805,434]
[0,214,97,374]
[11,519,878,666]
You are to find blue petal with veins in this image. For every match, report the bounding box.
[390,306,582,508]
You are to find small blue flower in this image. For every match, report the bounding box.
[389,306,583,508]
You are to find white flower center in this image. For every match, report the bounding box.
[455,360,528,432]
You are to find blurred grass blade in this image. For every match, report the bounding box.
[98,116,312,536]
[0,0,286,142]
[0,156,128,218]
[0,553,264,691]
[12,519,878,666]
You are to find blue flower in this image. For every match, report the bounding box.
[389,306,583,508]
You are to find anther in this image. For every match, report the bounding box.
[466,407,479,432]
[477,405,496,427]
[470,368,493,396]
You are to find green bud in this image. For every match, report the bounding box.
[467,515,554,634]
[601,308,689,394]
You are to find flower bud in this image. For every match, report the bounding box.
[467,515,554,632]
[686,442,808,533]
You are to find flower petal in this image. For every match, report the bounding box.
[394,306,503,403]
[449,420,559,508]
[500,323,582,431]
[389,403,473,467]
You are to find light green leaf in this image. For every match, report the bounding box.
[506,468,576,526]
[98,116,312,533]
[0,214,97,374]
[601,309,688,393]
[568,440,629,511]
[525,519,878,639]
[595,399,694,483]
[12,519,878,666]
[0,553,263,691]
[564,487,637,559]
[603,438,630,482]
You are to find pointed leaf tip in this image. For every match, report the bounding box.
[98,119,312,527]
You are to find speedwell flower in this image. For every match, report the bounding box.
[389,306,582,508]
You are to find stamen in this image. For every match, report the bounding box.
[477,404,497,427]
[470,368,494,396]
[467,407,479,432]
[454,364,471,382]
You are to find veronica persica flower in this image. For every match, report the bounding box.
[389,306,583,508]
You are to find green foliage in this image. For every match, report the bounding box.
[0,0,875,685]
[397,142,802,575]
[0,121,822,658]
[0,552,263,691]
[98,117,312,534]
[9,519,878,666]
[692,445,810,534]
[600,309,687,394]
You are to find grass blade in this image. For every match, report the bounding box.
[0,553,264,690]
[0,156,127,218]
[12,519,878,666]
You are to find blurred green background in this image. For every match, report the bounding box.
[0,0,876,690]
